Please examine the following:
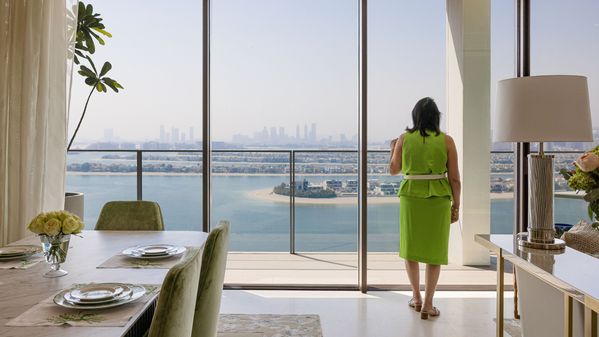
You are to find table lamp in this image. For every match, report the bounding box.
[494,75,593,250]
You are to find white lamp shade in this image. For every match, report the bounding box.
[494,75,593,142]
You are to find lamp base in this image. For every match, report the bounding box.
[517,232,565,250]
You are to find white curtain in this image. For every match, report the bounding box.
[0,0,76,245]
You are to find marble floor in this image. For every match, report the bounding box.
[220,290,515,337]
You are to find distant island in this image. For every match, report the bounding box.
[273,182,337,198]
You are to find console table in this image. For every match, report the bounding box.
[475,234,599,337]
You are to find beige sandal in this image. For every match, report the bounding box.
[420,307,440,320]
[408,298,422,312]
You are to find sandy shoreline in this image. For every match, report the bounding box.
[248,188,514,205]
[247,188,398,205]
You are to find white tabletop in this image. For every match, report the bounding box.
[0,230,208,337]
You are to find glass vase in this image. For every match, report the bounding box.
[40,234,70,278]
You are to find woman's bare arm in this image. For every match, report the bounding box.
[389,134,404,176]
[445,135,461,208]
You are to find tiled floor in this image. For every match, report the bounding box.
[220,290,515,337]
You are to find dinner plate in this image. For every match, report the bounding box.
[122,244,186,259]
[0,246,38,257]
[69,283,127,302]
[0,255,32,261]
[136,244,176,256]
[64,284,133,305]
[54,284,146,310]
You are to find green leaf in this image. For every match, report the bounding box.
[85,35,95,54]
[79,65,96,78]
[84,55,97,73]
[103,80,119,93]
[91,27,112,38]
[584,188,599,203]
[78,2,85,17]
[85,4,93,17]
[87,29,105,46]
[84,77,97,86]
[96,82,106,92]
[99,62,112,77]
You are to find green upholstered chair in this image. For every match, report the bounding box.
[147,246,203,337]
[191,220,230,337]
[94,201,165,231]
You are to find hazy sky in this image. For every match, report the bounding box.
[69,0,599,144]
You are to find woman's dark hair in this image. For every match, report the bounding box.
[405,97,441,138]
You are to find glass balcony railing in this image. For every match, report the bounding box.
[66,149,589,252]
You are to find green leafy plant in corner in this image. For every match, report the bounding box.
[68,1,123,150]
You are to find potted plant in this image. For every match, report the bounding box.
[65,1,124,219]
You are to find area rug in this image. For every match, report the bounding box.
[217,314,323,337]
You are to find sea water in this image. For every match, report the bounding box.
[66,174,588,252]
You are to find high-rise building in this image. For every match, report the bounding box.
[310,123,317,142]
[171,127,180,144]
[279,127,285,141]
[181,132,187,143]
[270,127,278,142]
[296,124,300,139]
[304,124,308,141]
[160,125,166,142]
[189,127,194,143]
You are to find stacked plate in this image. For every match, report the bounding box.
[54,283,146,310]
[0,246,39,261]
[122,244,186,259]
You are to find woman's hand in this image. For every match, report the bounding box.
[451,205,459,224]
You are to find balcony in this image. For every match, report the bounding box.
[66,149,586,288]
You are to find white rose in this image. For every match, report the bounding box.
[57,212,70,222]
[43,218,62,236]
[62,217,80,234]
[28,217,45,234]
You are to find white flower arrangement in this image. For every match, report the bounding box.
[27,211,85,236]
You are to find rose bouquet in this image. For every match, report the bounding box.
[27,211,85,236]
[27,211,84,277]
[560,146,599,229]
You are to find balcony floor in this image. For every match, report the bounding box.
[225,252,513,290]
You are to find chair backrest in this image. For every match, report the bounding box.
[191,221,230,337]
[148,247,203,337]
[94,201,165,230]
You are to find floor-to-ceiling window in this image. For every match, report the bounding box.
[366,0,447,286]
[66,0,203,229]
[490,0,516,234]
[210,0,359,286]
[531,0,599,227]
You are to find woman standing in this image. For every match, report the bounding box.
[389,97,461,320]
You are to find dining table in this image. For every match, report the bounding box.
[0,230,208,337]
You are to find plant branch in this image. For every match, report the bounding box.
[67,84,97,150]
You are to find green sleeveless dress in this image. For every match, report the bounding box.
[398,130,453,265]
